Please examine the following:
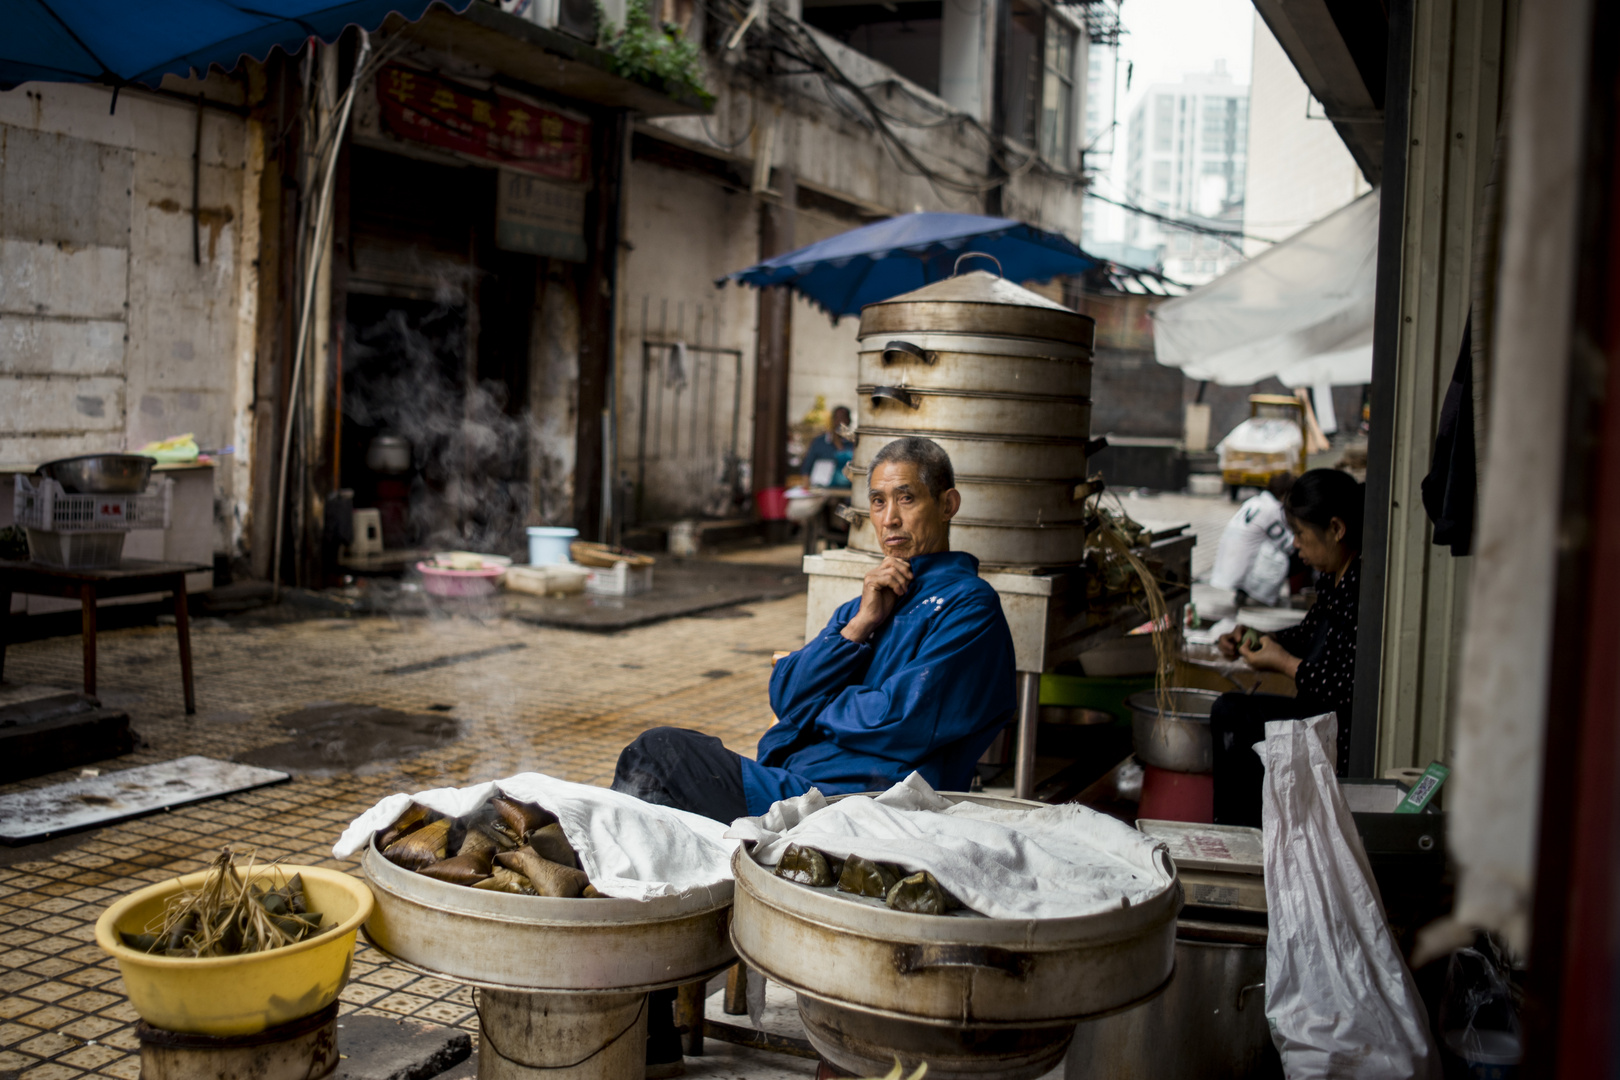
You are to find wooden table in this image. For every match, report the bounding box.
[0,560,209,714]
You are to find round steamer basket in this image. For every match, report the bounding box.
[729,792,1181,1080]
[362,837,736,1080]
[360,837,735,993]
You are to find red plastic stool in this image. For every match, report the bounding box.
[1137,764,1214,823]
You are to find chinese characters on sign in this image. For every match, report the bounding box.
[377,64,591,182]
[496,171,588,261]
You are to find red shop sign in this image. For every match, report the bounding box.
[376,64,590,182]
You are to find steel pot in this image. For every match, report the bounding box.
[858,335,1092,398]
[729,791,1180,1080]
[1065,921,1278,1079]
[1128,689,1222,774]
[360,838,735,993]
[38,454,155,494]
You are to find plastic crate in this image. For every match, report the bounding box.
[14,474,172,533]
[25,529,127,569]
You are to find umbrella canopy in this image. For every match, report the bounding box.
[718,212,1096,318]
[2,0,470,90]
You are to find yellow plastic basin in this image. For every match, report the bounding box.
[94,865,373,1036]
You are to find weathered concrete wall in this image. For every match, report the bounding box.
[617,157,760,521]
[786,207,864,431]
[0,79,257,555]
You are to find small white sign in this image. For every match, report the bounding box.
[496,170,588,261]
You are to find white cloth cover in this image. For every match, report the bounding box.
[1217,416,1304,466]
[332,773,737,902]
[1154,190,1379,388]
[726,773,1174,920]
[1209,490,1294,606]
[1262,714,1440,1078]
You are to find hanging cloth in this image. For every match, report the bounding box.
[1422,314,1477,556]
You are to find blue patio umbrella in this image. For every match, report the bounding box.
[718,212,1097,319]
[2,0,471,90]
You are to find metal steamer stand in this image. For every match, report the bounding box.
[806,269,1194,800]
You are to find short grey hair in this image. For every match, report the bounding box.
[869,437,955,500]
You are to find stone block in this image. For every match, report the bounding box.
[0,375,126,435]
[0,237,129,320]
[0,315,126,376]
[333,1015,471,1080]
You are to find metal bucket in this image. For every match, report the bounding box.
[1065,922,1278,1079]
[1128,689,1222,774]
[729,792,1180,1080]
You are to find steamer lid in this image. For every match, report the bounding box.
[858,270,1095,346]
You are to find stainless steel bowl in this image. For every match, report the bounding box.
[1127,688,1223,773]
[37,454,155,494]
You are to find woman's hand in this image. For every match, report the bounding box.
[1240,633,1302,678]
[1217,623,1251,660]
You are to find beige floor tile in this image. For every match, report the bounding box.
[55,1045,121,1070]
[371,993,432,1016]
[0,1050,38,1071]
[98,1059,141,1080]
[16,1031,80,1058]
[20,1062,83,1080]
[56,1017,119,1041]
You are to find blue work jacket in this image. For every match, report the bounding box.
[739,550,1017,814]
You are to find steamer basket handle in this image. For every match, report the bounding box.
[892,943,1033,979]
[954,251,1004,277]
[870,386,920,410]
[882,340,936,366]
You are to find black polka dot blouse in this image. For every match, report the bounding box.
[1272,558,1361,774]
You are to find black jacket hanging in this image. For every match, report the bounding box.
[1421,314,1477,556]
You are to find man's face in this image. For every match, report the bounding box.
[867,461,960,558]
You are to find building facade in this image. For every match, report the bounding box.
[1123,64,1248,284]
[1,0,1100,586]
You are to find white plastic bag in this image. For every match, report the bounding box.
[1262,713,1439,1078]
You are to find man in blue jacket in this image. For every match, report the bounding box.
[611,436,1018,822]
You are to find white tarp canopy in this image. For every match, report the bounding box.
[1153,189,1379,387]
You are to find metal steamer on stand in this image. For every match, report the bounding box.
[360,840,736,1080]
[803,267,1195,801]
[730,795,1180,1080]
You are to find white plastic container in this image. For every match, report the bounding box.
[585,561,653,596]
[528,524,579,566]
[26,529,127,569]
[527,526,579,565]
[506,564,590,597]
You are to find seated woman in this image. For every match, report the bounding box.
[1212,469,1365,827]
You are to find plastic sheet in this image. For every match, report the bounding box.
[1261,714,1440,1078]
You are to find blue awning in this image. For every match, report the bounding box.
[719,212,1096,318]
[3,0,472,90]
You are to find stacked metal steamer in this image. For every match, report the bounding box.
[843,270,1099,568]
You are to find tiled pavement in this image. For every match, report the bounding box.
[0,582,813,1080]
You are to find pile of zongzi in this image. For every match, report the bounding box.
[121,849,328,957]
[773,844,971,916]
[375,796,604,898]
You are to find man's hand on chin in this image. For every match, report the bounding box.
[841,556,913,643]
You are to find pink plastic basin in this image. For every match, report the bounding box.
[417,561,505,597]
